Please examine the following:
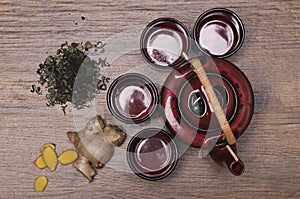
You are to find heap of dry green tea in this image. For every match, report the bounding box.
[33,41,110,111]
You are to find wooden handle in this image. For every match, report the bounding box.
[226,145,239,161]
[183,54,236,145]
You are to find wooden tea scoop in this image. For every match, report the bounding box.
[182,53,237,146]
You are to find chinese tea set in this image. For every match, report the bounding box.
[104,8,254,180]
[31,8,255,192]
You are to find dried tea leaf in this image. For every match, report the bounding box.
[32,41,110,111]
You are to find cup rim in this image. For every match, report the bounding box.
[107,73,159,124]
[140,17,191,69]
[193,8,245,58]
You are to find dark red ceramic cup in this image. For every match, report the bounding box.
[140,18,190,68]
[193,8,245,58]
[127,128,178,181]
[107,73,159,124]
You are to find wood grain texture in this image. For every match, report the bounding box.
[0,0,299,198]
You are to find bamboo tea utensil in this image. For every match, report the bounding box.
[182,53,237,146]
[225,145,239,162]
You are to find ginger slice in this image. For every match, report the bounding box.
[42,146,58,171]
[34,175,48,192]
[40,143,56,153]
[34,155,47,169]
[58,149,78,165]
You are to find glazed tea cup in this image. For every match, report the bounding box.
[193,8,245,58]
[127,128,178,180]
[140,18,190,68]
[107,73,159,124]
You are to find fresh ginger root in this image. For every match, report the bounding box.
[67,115,126,182]
[73,156,96,182]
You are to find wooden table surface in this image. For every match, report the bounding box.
[1,0,299,198]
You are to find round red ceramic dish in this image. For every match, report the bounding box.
[140,18,190,68]
[193,8,245,58]
[127,128,178,181]
[107,73,158,124]
[161,56,254,147]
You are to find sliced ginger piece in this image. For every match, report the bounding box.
[34,155,47,169]
[34,175,48,192]
[42,146,58,171]
[58,149,78,165]
[40,143,56,153]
